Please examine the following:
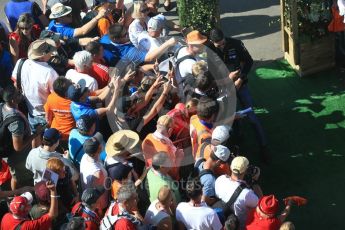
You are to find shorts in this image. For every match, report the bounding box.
[6,153,33,186]
[28,114,47,134]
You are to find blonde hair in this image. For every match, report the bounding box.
[157,115,173,129]
[192,61,207,77]
[46,157,65,174]
[279,222,295,230]
[158,185,172,205]
[17,13,34,29]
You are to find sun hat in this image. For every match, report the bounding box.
[258,195,279,216]
[132,1,147,19]
[213,145,231,162]
[230,156,249,174]
[28,38,56,60]
[186,30,207,45]
[49,3,72,19]
[105,130,139,157]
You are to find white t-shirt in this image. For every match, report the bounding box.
[12,59,59,116]
[176,202,222,230]
[175,47,197,84]
[65,69,98,91]
[137,31,163,53]
[128,17,150,47]
[144,199,170,227]
[80,154,108,190]
[215,175,259,229]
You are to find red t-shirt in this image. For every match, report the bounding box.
[0,213,51,230]
[110,203,136,230]
[245,209,282,230]
[89,63,110,89]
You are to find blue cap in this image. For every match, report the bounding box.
[67,84,88,102]
[43,128,61,144]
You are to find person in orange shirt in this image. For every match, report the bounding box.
[190,96,219,158]
[97,0,118,36]
[44,77,75,149]
[142,115,184,180]
[195,125,233,177]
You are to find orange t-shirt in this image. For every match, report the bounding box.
[44,92,75,140]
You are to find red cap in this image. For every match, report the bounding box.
[258,195,279,216]
[10,196,29,216]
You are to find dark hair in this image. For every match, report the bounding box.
[85,41,102,56]
[42,138,58,147]
[152,152,169,170]
[53,77,72,98]
[195,71,213,92]
[209,28,224,43]
[224,214,239,230]
[197,96,219,120]
[2,85,17,102]
[108,24,125,41]
[186,179,203,200]
[62,217,85,230]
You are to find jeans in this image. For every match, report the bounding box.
[236,84,267,147]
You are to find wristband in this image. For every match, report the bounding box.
[50,195,60,198]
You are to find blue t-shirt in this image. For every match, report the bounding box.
[0,50,14,88]
[198,162,216,197]
[70,99,97,122]
[48,20,75,39]
[68,128,106,166]
[100,34,147,67]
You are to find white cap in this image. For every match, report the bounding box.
[148,16,164,32]
[212,125,231,143]
[213,145,230,162]
[21,192,33,204]
[231,156,249,174]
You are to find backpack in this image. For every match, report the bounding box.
[100,202,151,230]
[187,157,214,182]
[0,103,24,158]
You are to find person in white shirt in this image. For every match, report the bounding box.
[138,15,165,53]
[176,179,222,230]
[65,50,99,91]
[144,185,175,229]
[215,156,263,230]
[128,1,150,47]
[11,38,59,147]
[80,132,108,210]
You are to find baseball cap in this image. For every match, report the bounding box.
[40,30,60,43]
[34,181,50,203]
[212,125,231,144]
[148,17,163,32]
[110,163,132,181]
[213,145,230,162]
[76,115,97,132]
[258,195,279,216]
[43,128,61,144]
[10,194,32,216]
[81,186,105,206]
[83,132,103,154]
[67,84,89,102]
[231,156,249,174]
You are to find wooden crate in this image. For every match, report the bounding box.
[281,0,335,77]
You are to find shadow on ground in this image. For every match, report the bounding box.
[219,0,279,14]
[220,15,280,39]
[240,60,345,229]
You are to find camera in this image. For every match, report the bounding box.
[244,165,260,186]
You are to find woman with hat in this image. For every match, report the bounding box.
[9,13,41,63]
[48,3,108,39]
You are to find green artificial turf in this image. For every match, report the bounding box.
[240,60,345,229]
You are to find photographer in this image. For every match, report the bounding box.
[215,156,262,230]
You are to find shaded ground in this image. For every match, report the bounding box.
[241,60,345,229]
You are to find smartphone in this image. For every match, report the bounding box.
[169,60,173,71]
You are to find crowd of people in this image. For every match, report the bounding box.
[0,0,307,229]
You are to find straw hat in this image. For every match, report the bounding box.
[186,30,208,45]
[49,3,72,19]
[132,1,146,19]
[28,38,56,60]
[105,130,140,157]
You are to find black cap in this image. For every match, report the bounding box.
[81,186,105,206]
[83,132,103,155]
[110,163,132,181]
[43,128,61,144]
